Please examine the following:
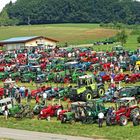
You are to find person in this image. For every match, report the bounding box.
[107,107,113,117]
[5,88,9,98]
[42,92,47,105]
[17,93,21,105]
[113,89,119,100]
[15,87,20,103]
[4,104,8,120]
[25,88,28,102]
[36,94,40,104]
[98,111,104,127]
[27,89,31,105]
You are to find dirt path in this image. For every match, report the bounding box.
[0,127,105,140]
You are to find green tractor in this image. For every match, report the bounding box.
[60,102,86,123]
[21,66,46,83]
[9,104,22,117]
[56,87,70,100]
[46,72,55,82]
[61,99,108,124]
[10,71,20,80]
[0,72,9,80]
[112,45,125,56]
[69,74,105,101]
[21,72,36,83]
[79,99,108,124]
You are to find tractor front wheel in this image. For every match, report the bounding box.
[61,116,67,123]
[120,115,128,126]
[98,86,105,97]
[82,90,93,101]
[55,108,62,116]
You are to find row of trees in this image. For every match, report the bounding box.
[0,0,140,25]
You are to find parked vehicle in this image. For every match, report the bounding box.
[119,86,140,101]
[69,74,105,101]
[38,103,63,120]
[0,98,13,114]
[60,102,86,123]
[106,97,139,126]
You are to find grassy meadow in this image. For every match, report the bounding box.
[0,24,117,45]
[0,23,139,51]
[0,116,140,140]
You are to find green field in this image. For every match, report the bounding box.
[0,24,117,45]
[0,23,139,50]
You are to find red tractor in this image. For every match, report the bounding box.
[101,74,111,82]
[106,97,139,126]
[102,63,111,70]
[31,86,50,98]
[125,74,138,83]
[0,64,5,72]
[0,87,4,98]
[38,102,63,120]
[114,73,128,82]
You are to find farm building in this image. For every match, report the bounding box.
[0,36,58,50]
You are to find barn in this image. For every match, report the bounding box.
[0,36,59,50]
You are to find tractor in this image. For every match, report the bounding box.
[21,66,46,83]
[112,45,125,56]
[9,104,22,117]
[106,97,139,126]
[60,102,86,123]
[0,97,13,114]
[33,103,46,115]
[55,87,69,100]
[119,86,140,101]
[37,100,63,120]
[14,104,34,119]
[79,99,108,124]
[61,100,108,124]
[0,72,9,80]
[69,74,105,101]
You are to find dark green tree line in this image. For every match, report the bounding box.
[0,0,140,25]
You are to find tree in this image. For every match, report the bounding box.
[116,30,128,45]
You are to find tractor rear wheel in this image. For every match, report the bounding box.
[98,86,105,97]
[120,115,128,126]
[130,108,140,120]
[133,117,139,126]
[82,90,93,101]
[106,117,112,126]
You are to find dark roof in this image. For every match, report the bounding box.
[0,36,59,44]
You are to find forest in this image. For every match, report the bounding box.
[0,0,140,25]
